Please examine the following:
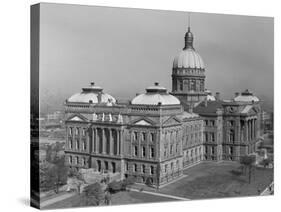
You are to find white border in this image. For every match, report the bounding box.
[0,0,279,212]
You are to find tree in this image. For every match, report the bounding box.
[240,155,256,184]
[107,181,124,193]
[145,177,153,187]
[82,183,105,206]
[43,156,68,193]
[68,168,84,194]
[260,158,271,168]
[122,176,136,190]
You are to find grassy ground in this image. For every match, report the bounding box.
[159,161,273,199]
[43,190,175,209]
[43,161,273,209]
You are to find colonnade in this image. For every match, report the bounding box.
[243,118,258,142]
[92,127,122,156]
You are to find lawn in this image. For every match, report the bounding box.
[158,161,273,199]
[43,190,175,209]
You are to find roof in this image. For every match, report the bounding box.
[193,100,224,115]
[234,89,259,102]
[131,82,180,105]
[67,82,116,104]
[173,48,205,69]
[180,111,199,119]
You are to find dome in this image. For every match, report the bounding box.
[131,82,180,105]
[173,48,205,69]
[173,27,205,69]
[67,82,116,104]
[234,89,259,102]
[205,89,216,101]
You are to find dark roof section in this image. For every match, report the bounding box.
[193,100,224,115]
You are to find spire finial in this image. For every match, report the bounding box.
[188,12,191,30]
[184,12,194,50]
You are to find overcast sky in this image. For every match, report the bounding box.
[39,3,273,112]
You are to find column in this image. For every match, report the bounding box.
[116,129,120,155]
[252,119,255,140]
[102,128,106,154]
[109,129,113,155]
[245,120,248,142]
[95,128,98,153]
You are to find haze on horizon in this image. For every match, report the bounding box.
[39,3,274,113]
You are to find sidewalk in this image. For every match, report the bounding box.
[128,188,190,201]
[260,182,274,196]
[40,192,76,208]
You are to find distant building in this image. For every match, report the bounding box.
[64,23,262,186]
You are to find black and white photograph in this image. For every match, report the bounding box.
[29,2,274,210]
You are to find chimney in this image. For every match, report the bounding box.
[97,92,102,103]
[90,82,95,87]
[154,82,159,86]
[235,92,239,97]
[215,92,220,100]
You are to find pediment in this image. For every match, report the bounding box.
[134,120,152,126]
[163,116,181,126]
[131,117,155,126]
[67,114,87,122]
[241,105,259,115]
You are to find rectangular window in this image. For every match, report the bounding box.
[82,128,86,136]
[229,146,233,155]
[150,166,154,175]
[134,132,138,140]
[204,120,208,126]
[141,132,146,141]
[170,144,173,155]
[210,133,215,142]
[150,147,155,158]
[69,156,72,164]
[82,140,86,150]
[142,165,145,173]
[142,146,146,157]
[151,133,155,142]
[76,139,79,150]
[69,139,72,149]
[165,164,168,173]
[134,164,137,172]
[134,146,138,156]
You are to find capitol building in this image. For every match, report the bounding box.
[64,24,262,186]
